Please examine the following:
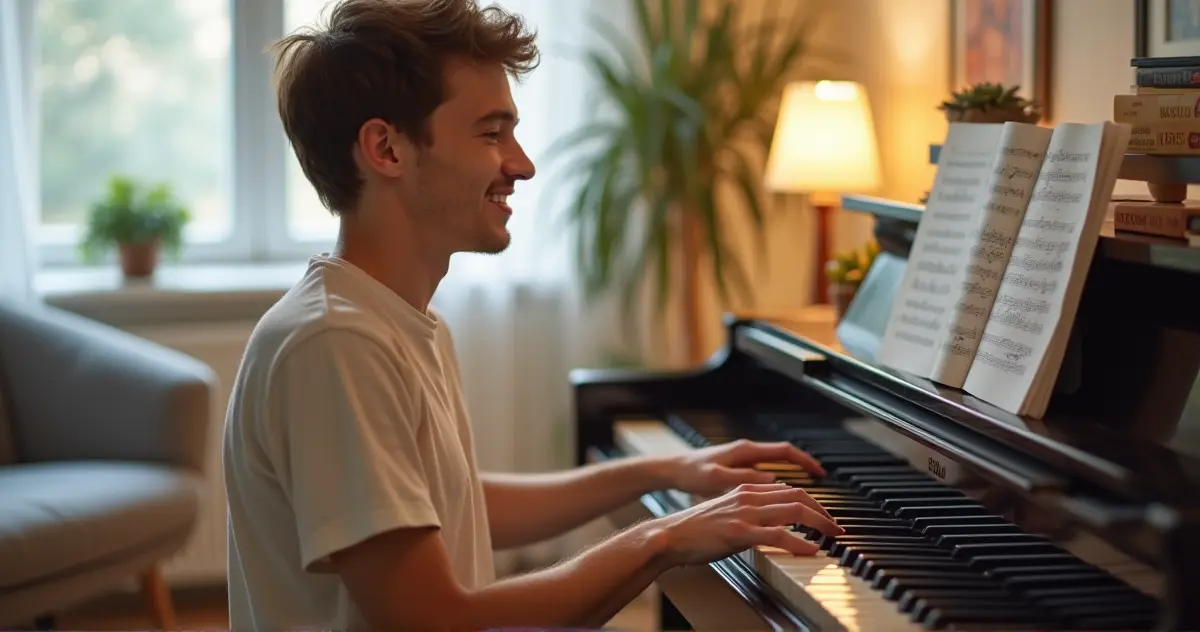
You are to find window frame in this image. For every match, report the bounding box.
[31,0,337,269]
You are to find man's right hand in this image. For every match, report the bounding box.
[651,482,844,566]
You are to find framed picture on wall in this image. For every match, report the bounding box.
[951,0,1052,119]
[1136,0,1200,57]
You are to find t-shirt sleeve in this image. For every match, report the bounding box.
[269,327,439,572]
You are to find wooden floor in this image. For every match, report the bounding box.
[54,583,659,631]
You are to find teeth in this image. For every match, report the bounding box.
[487,194,508,204]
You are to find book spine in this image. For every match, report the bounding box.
[1128,120,1200,154]
[1111,204,1198,238]
[1114,93,1200,122]
[1130,85,1200,95]
[1135,66,1200,88]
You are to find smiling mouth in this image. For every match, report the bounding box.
[487,193,509,205]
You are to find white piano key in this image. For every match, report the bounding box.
[614,420,923,632]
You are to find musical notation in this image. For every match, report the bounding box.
[963,125,1103,405]
[903,299,946,315]
[1000,272,1057,295]
[912,278,952,296]
[962,280,995,300]
[953,301,987,318]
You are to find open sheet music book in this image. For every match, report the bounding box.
[877,120,1131,419]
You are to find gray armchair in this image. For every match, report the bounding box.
[0,298,215,629]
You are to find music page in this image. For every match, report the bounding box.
[961,123,1112,415]
[926,123,1054,388]
[877,123,1005,378]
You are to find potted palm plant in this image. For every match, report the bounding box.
[79,174,190,278]
[543,0,834,364]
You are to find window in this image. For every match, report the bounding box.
[32,0,341,266]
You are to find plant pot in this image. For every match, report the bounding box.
[118,240,160,278]
[944,108,1040,124]
[829,282,859,321]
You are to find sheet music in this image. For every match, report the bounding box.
[877,123,1004,378]
[927,123,1054,388]
[962,123,1108,414]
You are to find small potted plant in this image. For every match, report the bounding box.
[79,174,190,278]
[938,82,1042,124]
[826,240,880,320]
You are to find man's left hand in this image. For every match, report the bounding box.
[666,439,826,498]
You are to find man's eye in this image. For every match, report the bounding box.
[483,131,501,140]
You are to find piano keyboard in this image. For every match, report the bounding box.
[613,415,1161,631]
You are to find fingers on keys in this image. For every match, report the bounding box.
[754,527,821,556]
[734,484,842,536]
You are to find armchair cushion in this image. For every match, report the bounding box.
[0,460,202,592]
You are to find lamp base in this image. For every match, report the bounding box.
[814,203,834,304]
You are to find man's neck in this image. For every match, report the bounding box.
[332,214,451,314]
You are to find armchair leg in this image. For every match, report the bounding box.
[139,565,176,630]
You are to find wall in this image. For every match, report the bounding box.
[681,0,1144,362]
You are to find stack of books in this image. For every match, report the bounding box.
[1116,55,1200,154]
[1110,55,1200,243]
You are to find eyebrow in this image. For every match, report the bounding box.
[476,109,518,126]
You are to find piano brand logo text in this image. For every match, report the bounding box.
[927,457,947,479]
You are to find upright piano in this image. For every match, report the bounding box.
[572,192,1200,631]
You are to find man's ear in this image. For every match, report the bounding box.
[356,118,408,178]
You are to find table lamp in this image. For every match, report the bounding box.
[765,80,881,304]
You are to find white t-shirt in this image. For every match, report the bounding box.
[222,254,494,631]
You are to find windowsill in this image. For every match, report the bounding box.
[36,261,309,327]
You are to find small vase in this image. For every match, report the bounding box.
[830,282,858,321]
[118,240,160,278]
[944,108,1040,124]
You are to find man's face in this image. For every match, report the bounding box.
[399,59,535,255]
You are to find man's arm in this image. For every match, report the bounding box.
[481,455,673,550]
[483,438,830,550]
[332,483,843,631]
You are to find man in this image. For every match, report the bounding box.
[222,0,842,630]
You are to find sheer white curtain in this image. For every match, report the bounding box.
[0,0,38,302]
[436,0,637,569]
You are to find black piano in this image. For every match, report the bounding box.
[572,191,1200,631]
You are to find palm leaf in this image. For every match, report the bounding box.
[545,0,830,342]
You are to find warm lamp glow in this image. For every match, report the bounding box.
[764,80,882,194]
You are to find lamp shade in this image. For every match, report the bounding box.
[764,80,882,194]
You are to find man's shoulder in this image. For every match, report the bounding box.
[245,263,398,373]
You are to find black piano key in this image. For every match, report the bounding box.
[988,568,1108,582]
[817,454,908,467]
[819,517,909,528]
[910,515,1011,530]
[879,496,978,511]
[921,522,1023,538]
[992,567,1117,586]
[949,541,1064,560]
[836,545,949,566]
[856,557,973,581]
[895,504,991,519]
[872,569,994,590]
[903,591,1028,618]
[829,540,941,556]
[1070,613,1160,630]
[823,507,888,519]
[920,606,1059,630]
[846,472,936,485]
[1024,584,1154,603]
[810,500,880,509]
[968,552,1081,572]
[878,575,998,602]
[830,465,922,479]
[1052,601,1159,621]
[935,532,1047,547]
[857,480,954,491]
[793,486,859,495]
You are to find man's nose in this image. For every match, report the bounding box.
[505,143,536,181]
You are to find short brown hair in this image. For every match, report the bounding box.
[270,0,539,214]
